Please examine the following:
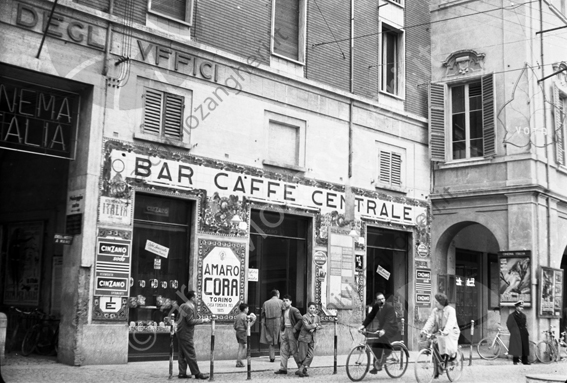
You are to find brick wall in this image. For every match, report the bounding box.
[193,0,272,66]
[353,0,379,100]
[305,0,350,92]
[405,0,430,118]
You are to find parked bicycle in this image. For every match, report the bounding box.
[535,325,567,363]
[477,324,538,363]
[21,311,60,356]
[346,329,409,381]
[414,332,464,383]
[5,307,43,354]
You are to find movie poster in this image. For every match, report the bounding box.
[539,266,563,318]
[498,251,531,307]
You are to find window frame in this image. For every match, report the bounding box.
[263,111,306,171]
[270,0,307,65]
[379,21,405,99]
[376,144,405,192]
[448,80,484,161]
[147,0,195,26]
[142,87,184,140]
[553,81,566,166]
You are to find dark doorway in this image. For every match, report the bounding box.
[455,249,482,344]
[247,210,308,356]
[365,227,408,342]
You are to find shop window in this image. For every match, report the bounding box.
[378,150,403,188]
[142,88,184,140]
[263,111,306,171]
[380,24,404,97]
[271,0,306,63]
[429,74,496,162]
[129,194,191,330]
[148,0,194,25]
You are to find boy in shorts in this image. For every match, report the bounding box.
[234,303,256,367]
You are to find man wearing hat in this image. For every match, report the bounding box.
[506,300,530,365]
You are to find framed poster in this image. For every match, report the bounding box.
[498,251,531,307]
[3,221,44,305]
[538,266,563,318]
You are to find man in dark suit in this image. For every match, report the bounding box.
[177,290,210,379]
[358,292,398,374]
[506,300,530,365]
[274,294,303,375]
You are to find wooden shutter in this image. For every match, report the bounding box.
[151,0,187,21]
[143,88,163,135]
[554,82,565,165]
[379,151,391,183]
[273,0,299,61]
[429,83,446,162]
[391,152,402,186]
[482,74,496,157]
[163,93,184,139]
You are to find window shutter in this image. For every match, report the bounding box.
[163,93,184,139]
[273,0,299,61]
[143,89,163,135]
[391,152,402,186]
[379,151,391,183]
[429,83,446,162]
[553,82,565,165]
[482,74,496,157]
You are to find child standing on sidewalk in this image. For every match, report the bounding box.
[234,303,256,367]
[295,302,322,377]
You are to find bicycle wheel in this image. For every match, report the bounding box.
[446,349,464,382]
[536,341,552,363]
[346,345,370,382]
[414,349,435,383]
[36,325,55,355]
[384,342,409,378]
[477,337,501,360]
[528,341,538,364]
[21,325,40,356]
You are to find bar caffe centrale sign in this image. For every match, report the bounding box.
[0,78,79,159]
[110,149,427,224]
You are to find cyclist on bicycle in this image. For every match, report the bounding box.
[358,292,398,374]
[420,293,460,375]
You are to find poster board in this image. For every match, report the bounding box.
[538,266,563,318]
[3,221,44,305]
[498,251,531,307]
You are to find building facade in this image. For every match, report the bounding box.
[0,0,432,364]
[429,0,567,345]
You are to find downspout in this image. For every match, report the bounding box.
[539,0,552,268]
[348,0,354,180]
[102,0,115,76]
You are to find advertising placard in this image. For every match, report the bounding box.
[94,232,132,297]
[538,266,563,318]
[199,240,245,316]
[415,268,432,307]
[498,251,531,307]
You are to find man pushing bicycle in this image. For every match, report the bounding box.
[358,292,398,374]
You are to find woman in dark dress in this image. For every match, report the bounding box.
[506,300,530,365]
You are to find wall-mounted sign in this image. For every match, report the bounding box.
[314,251,327,266]
[498,250,531,307]
[99,196,132,226]
[0,76,79,159]
[94,232,132,297]
[416,294,431,306]
[54,233,73,244]
[66,191,85,215]
[109,149,428,225]
[145,239,169,258]
[248,268,258,282]
[538,266,563,318]
[416,268,432,306]
[201,245,241,315]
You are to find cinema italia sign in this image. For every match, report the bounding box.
[110,149,428,225]
[0,77,79,159]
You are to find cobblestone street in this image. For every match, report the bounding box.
[2,350,566,383]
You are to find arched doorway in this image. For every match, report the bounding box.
[434,222,501,343]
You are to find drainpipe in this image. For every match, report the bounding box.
[348,0,354,180]
[102,0,115,76]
